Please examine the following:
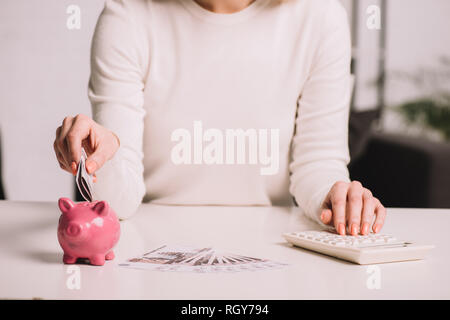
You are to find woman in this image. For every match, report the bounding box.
[53,0,386,236]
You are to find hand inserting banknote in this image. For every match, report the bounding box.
[75,148,94,202]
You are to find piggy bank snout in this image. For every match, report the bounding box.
[65,222,83,238]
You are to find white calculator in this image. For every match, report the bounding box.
[283,230,434,265]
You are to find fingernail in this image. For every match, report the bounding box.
[86,162,96,174]
[373,224,380,233]
[362,223,369,235]
[351,224,358,236]
[320,211,325,221]
[338,223,346,235]
[71,162,77,175]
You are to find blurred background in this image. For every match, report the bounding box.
[0,0,449,207]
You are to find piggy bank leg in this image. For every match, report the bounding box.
[63,254,77,264]
[90,254,106,266]
[105,251,115,260]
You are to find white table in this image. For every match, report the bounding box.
[0,200,448,299]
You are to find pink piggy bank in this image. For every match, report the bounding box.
[57,198,120,266]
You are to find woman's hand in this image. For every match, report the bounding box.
[320,181,386,236]
[53,114,120,178]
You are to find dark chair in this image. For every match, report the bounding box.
[348,110,380,161]
[349,132,450,208]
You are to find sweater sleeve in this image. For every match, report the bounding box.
[289,0,352,225]
[88,0,148,219]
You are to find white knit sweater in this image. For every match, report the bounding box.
[88,0,352,222]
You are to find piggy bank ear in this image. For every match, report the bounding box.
[93,201,109,216]
[58,198,75,214]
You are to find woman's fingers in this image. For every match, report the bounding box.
[361,190,375,235]
[65,114,92,167]
[330,182,349,235]
[54,140,71,173]
[85,146,108,174]
[54,114,92,176]
[320,208,333,225]
[85,128,120,175]
[54,117,73,172]
[54,114,120,180]
[54,128,66,169]
[347,181,363,235]
[324,181,386,235]
[372,198,387,233]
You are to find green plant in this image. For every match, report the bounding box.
[391,57,450,141]
[396,95,450,140]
